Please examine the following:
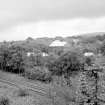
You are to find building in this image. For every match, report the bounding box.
[84,52,94,57]
[42,52,49,57]
[27,52,35,56]
[49,40,67,47]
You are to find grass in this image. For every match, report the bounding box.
[48,83,78,105]
[0,71,82,105]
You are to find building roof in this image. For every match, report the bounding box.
[49,40,67,47]
[84,52,94,57]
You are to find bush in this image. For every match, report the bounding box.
[0,45,25,74]
[85,56,95,66]
[16,89,29,97]
[49,51,84,76]
[24,67,52,83]
[48,51,85,86]
[0,96,10,105]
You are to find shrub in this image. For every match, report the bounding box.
[24,67,52,83]
[49,51,84,77]
[85,56,94,66]
[0,45,25,74]
[16,89,29,97]
[0,96,10,105]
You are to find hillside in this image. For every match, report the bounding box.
[0,32,105,51]
[0,32,105,105]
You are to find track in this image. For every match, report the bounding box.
[0,78,49,97]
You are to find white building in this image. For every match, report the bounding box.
[72,39,80,45]
[27,52,35,57]
[42,52,49,57]
[84,52,94,57]
[27,52,49,57]
[49,40,67,47]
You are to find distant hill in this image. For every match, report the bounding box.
[0,32,105,53]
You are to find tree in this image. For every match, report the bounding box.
[0,44,11,71]
[99,40,105,56]
[49,51,84,86]
[8,45,25,74]
[0,45,25,74]
[79,65,104,105]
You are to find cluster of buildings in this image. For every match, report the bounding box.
[26,39,98,58]
[26,40,67,57]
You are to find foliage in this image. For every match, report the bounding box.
[0,44,25,74]
[0,34,104,84]
[99,41,105,56]
[0,96,10,105]
[48,51,84,86]
[24,66,52,83]
[49,51,84,76]
[84,56,95,66]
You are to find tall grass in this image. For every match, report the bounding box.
[0,96,10,105]
[48,83,77,105]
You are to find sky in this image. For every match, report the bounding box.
[0,0,105,41]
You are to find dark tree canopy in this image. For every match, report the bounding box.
[49,51,84,76]
[0,45,25,74]
[99,41,105,56]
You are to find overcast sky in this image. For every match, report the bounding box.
[0,0,105,41]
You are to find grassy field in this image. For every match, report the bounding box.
[0,71,77,105]
[2,70,105,105]
[0,71,52,105]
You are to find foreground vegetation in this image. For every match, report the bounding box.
[0,33,105,104]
